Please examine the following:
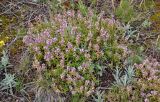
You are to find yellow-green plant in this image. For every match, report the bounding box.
[115,0,136,23]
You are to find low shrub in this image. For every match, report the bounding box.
[23,8,125,98]
[134,57,160,101]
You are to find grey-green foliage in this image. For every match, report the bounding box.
[0,73,17,94]
[92,90,105,102]
[123,24,137,39]
[142,19,151,28]
[0,50,9,71]
[113,66,135,87]
[93,64,105,77]
[0,50,16,94]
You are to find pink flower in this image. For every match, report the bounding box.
[44,52,53,61]
[76,34,81,45]
[33,46,40,53]
[88,8,94,17]
[44,46,49,50]
[43,29,50,38]
[76,74,83,80]
[85,53,90,59]
[71,67,76,72]
[67,42,73,50]
[141,92,145,97]
[41,64,46,71]
[144,98,149,102]
[100,28,108,41]
[60,72,65,80]
[80,48,84,53]
[35,35,43,43]
[80,86,84,93]
[62,20,68,28]
[99,11,105,19]
[23,35,34,46]
[67,66,71,71]
[87,31,93,41]
[93,44,100,52]
[67,10,75,17]
[77,10,82,19]
[151,91,158,95]
[46,39,53,46]
[60,59,64,68]
[60,37,65,46]
[85,80,90,86]
[82,62,88,68]
[71,91,76,95]
[106,18,115,26]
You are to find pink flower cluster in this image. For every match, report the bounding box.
[135,58,160,80]
[23,8,120,96]
[135,57,160,101]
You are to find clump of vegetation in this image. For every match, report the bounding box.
[113,66,135,87]
[115,0,136,23]
[0,50,17,96]
[0,73,17,95]
[23,7,126,99]
[0,0,160,101]
[134,57,160,101]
